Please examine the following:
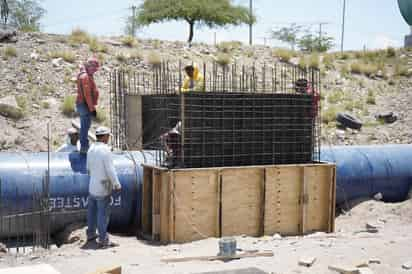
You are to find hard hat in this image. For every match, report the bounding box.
[95,126,111,136]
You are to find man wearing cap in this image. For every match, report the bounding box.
[56,128,79,152]
[181,64,204,92]
[76,57,100,154]
[86,126,121,248]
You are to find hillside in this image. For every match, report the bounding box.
[0,31,411,152]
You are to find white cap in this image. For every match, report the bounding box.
[67,128,78,135]
[95,126,111,136]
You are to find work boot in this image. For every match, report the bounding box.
[97,240,119,249]
[86,235,98,243]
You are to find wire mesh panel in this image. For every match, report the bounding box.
[141,93,319,168]
[110,61,321,168]
[0,175,51,254]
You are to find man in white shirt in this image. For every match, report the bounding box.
[86,126,121,248]
[56,128,79,152]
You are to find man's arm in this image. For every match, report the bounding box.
[102,149,121,190]
[181,77,190,92]
[86,152,90,175]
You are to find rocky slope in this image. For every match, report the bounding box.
[0,31,411,152]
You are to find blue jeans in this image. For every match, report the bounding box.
[76,103,91,152]
[87,195,111,244]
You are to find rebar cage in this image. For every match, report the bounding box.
[110,61,321,169]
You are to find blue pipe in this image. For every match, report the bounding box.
[321,145,412,205]
[0,151,156,237]
[0,145,411,237]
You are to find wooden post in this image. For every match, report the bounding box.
[152,169,161,241]
[329,166,337,233]
[141,166,153,235]
[125,94,142,150]
[169,171,176,242]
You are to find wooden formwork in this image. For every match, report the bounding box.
[141,163,336,244]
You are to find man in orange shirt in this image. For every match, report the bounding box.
[76,57,100,154]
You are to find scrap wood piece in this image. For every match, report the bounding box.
[162,251,274,263]
[88,266,121,274]
[328,264,360,274]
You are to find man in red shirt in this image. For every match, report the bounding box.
[76,57,100,154]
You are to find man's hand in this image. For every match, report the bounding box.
[113,183,122,192]
[91,110,97,117]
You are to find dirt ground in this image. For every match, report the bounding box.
[0,199,411,274]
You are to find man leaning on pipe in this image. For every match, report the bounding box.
[86,127,121,249]
[76,57,100,154]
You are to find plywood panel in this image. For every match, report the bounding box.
[141,166,153,235]
[160,171,170,243]
[221,168,264,237]
[306,165,334,232]
[173,170,219,243]
[264,166,302,235]
[152,170,161,240]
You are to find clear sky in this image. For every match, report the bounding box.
[40,0,409,51]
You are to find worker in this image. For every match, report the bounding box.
[181,64,205,92]
[86,126,121,249]
[295,78,320,118]
[76,57,100,154]
[160,121,182,168]
[56,128,79,152]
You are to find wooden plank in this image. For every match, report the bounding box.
[330,166,337,233]
[301,167,309,234]
[217,171,222,238]
[168,163,333,173]
[152,169,161,240]
[162,251,274,263]
[160,170,170,243]
[264,166,302,236]
[169,172,175,242]
[221,168,264,237]
[306,165,332,233]
[88,266,122,274]
[141,166,153,235]
[173,170,219,243]
[260,168,266,236]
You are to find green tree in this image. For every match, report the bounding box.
[271,24,303,51]
[135,0,254,43]
[8,0,45,32]
[297,33,334,52]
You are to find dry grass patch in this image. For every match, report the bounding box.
[69,28,91,45]
[49,50,76,63]
[272,48,295,62]
[322,106,339,124]
[216,53,231,67]
[3,46,17,58]
[61,95,76,116]
[121,36,137,47]
[146,51,162,66]
[88,37,109,53]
